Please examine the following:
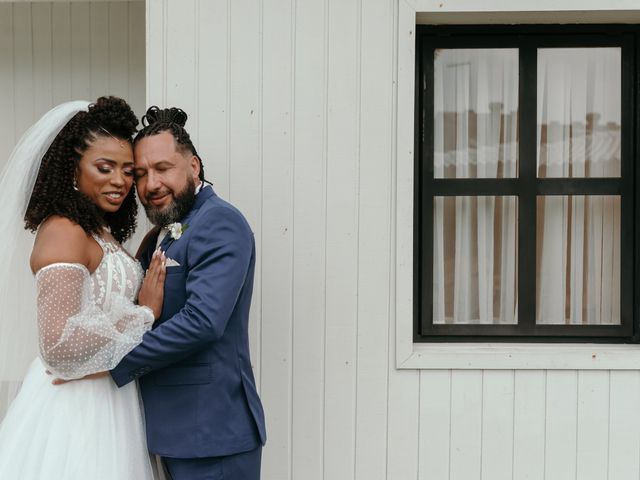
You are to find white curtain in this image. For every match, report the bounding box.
[433,49,518,324]
[536,48,621,325]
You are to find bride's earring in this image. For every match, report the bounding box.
[73,177,79,191]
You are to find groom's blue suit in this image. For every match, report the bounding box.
[111,186,266,474]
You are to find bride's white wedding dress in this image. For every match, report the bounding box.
[0,234,156,479]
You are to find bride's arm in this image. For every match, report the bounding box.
[30,216,95,274]
[32,217,157,380]
[36,263,155,380]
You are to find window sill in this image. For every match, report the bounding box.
[397,343,640,370]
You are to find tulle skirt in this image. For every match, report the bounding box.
[0,357,155,479]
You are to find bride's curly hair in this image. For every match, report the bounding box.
[24,96,139,243]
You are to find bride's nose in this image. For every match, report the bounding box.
[110,171,126,187]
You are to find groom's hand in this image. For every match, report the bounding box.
[47,370,109,385]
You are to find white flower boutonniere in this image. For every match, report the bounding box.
[167,222,188,240]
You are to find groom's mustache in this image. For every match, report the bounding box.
[145,190,171,202]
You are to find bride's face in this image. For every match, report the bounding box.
[76,136,135,213]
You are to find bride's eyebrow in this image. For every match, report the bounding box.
[94,158,134,166]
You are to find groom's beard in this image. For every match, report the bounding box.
[143,177,196,227]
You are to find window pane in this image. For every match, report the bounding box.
[434,49,519,179]
[433,196,518,324]
[537,48,621,178]
[536,195,620,325]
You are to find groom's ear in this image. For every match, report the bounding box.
[189,155,201,182]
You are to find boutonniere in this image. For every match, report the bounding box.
[167,222,188,240]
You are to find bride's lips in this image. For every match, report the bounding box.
[103,191,125,205]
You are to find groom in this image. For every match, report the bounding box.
[110,107,266,480]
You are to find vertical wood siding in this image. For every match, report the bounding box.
[0,1,145,168]
[145,1,640,478]
[0,1,145,247]
[291,1,326,478]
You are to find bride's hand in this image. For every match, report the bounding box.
[137,248,167,320]
[49,371,109,385]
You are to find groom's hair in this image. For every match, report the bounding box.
[134,106,205,182]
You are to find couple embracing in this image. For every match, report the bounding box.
[0,97,266,479]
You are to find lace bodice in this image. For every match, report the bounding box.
[90,235,144,307]
[35,234,154,380]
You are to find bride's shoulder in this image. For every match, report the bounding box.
[30,216,94,273]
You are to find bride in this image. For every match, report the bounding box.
[0,97,165,479]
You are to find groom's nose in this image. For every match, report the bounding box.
[145,170,162,192]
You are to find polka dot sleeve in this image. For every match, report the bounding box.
[35,263,154,380]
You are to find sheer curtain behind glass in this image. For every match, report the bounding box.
[433,49,519,324]
[536,48,621,325]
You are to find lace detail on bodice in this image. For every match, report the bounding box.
[34,235,153,380]
[91,234,144,308]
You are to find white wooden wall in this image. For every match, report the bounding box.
[0,1,145,166]
[151,1,640,478]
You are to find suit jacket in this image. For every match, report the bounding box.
[111,186,266,458]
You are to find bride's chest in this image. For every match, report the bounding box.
[90,246,144,307]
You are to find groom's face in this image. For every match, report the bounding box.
[134,131,201,225]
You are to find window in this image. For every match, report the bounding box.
[414,25,637,342]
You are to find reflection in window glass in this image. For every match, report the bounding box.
[537,48,621,178]
[434,49,519,179]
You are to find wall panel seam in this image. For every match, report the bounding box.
[257,0,267,461]
[543,370,548,479]
[225,0,231,201]
[353,0,363,475]
[11,4,16,142]
[289,0,297,478]
[49,3,53,103]
[321,0,329,476]
[29,3,34,118]
[511,370,516,480]
[321,0,330,476]
[575,371,579,480]
[479,370,485,479]
[606,371,611,480]
[384,0,396,476]
[162,0,166,105]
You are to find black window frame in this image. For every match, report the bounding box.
[414,24,639,343]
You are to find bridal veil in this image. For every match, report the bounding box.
[0,101,90,419]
